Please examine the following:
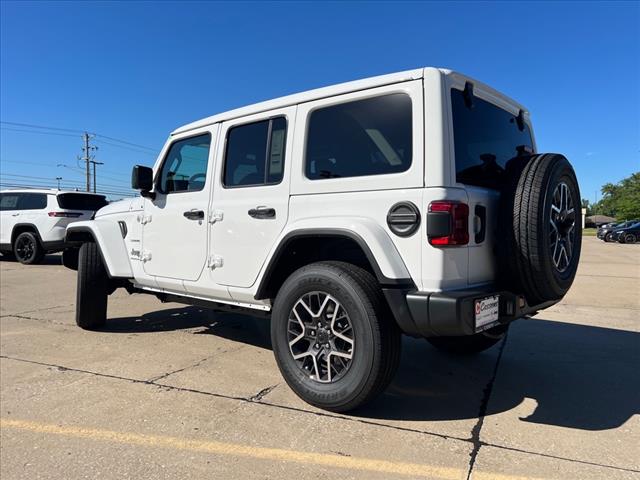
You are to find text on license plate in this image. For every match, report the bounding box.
[475,295,500,330]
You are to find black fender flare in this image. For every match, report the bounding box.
[255,228,414,301]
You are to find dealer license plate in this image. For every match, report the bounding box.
[475,295,500,331]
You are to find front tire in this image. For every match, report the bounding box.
[605,232,615,242]
[13,231,45,265]
[76,242,108,330]
[623,233,636,244]
[271,261,401,412]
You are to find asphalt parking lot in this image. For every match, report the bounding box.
[0,236,638,480]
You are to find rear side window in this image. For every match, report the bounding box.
[158,133,211,194]
[451,88,534,189]
[224,117,287,187]
[57,193,107,211]
[0,193,19,210]
[18,193,47,210]
[305,94,412,180]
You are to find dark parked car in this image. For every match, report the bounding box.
[598,220,638,242]
[612,222,640,244]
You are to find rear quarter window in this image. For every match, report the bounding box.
[451,88,534,190]
[18,193,48,210]
[305,93,412,180]
[56,193,108,210]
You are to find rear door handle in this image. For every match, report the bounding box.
[183,209,204,220]
[248,206,276,219]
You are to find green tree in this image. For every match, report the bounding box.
[592,172,640,219]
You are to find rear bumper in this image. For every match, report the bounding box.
[383,287,557,338]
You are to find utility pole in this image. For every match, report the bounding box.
[80,132,97,192]
[89,160,104,193]
[55,177,62,189]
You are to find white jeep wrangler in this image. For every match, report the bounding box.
[64,67,581,412]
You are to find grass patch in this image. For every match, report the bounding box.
[583,228,597,236]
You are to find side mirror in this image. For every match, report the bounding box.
[131,165,154,197]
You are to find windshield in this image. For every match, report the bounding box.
[451,88,534,190]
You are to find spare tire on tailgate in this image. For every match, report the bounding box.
[498,153,582,305]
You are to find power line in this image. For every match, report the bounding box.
[0,179,136,196]
[53,165,133,187]
[0,174,134,194]
[0,183,137,198]
[1,160,133,185]
[0,121,84,134]
[93,138,158,156]
[93,134,158,153]
[0,127,81,138]
[0,121,158,152]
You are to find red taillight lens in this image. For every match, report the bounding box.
[48,211,83,218]
[427,201,469,246]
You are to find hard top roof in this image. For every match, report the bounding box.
[171,67,529,136]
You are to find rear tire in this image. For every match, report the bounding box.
[13,231,45,265]
[76,242,108,330]
[427,325,508,355]
[499,153,582,305]
[271,261,401,412]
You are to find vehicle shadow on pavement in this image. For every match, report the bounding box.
[105,308,639,431]
[0,254,62,265]
[106,306,272,350]
[358,318,640,431]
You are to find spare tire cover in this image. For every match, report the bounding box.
[498,153,582,305]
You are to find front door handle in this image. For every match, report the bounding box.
[183,209,204,220]
[248,206,276,219]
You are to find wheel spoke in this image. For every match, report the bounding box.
[287,291,354,384]
[549,182,576,273]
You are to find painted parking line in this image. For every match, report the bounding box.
[0,418,542,480]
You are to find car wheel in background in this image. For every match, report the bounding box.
[13,231,45,265]
[624,234,636,244]
[604,232,615,242]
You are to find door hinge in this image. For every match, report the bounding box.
[141,251,152,263]
[209,210,224,224]
[207,255,223,269]
[137,214,152,225]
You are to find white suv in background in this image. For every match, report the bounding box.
[64,67,582,412]
[0,189,107,264]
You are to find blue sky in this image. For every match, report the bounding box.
[1,1,638,201]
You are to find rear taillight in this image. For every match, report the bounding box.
[427,201,469,246]
[48,211,83,218]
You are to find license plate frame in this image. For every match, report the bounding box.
[474,295,500,332]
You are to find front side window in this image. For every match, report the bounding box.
[451,88,534,190]
[305,93,412,180]
[158,133,211,194]
[18,193,47,210]
[223,117,287,187]
[0,193,19,211]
